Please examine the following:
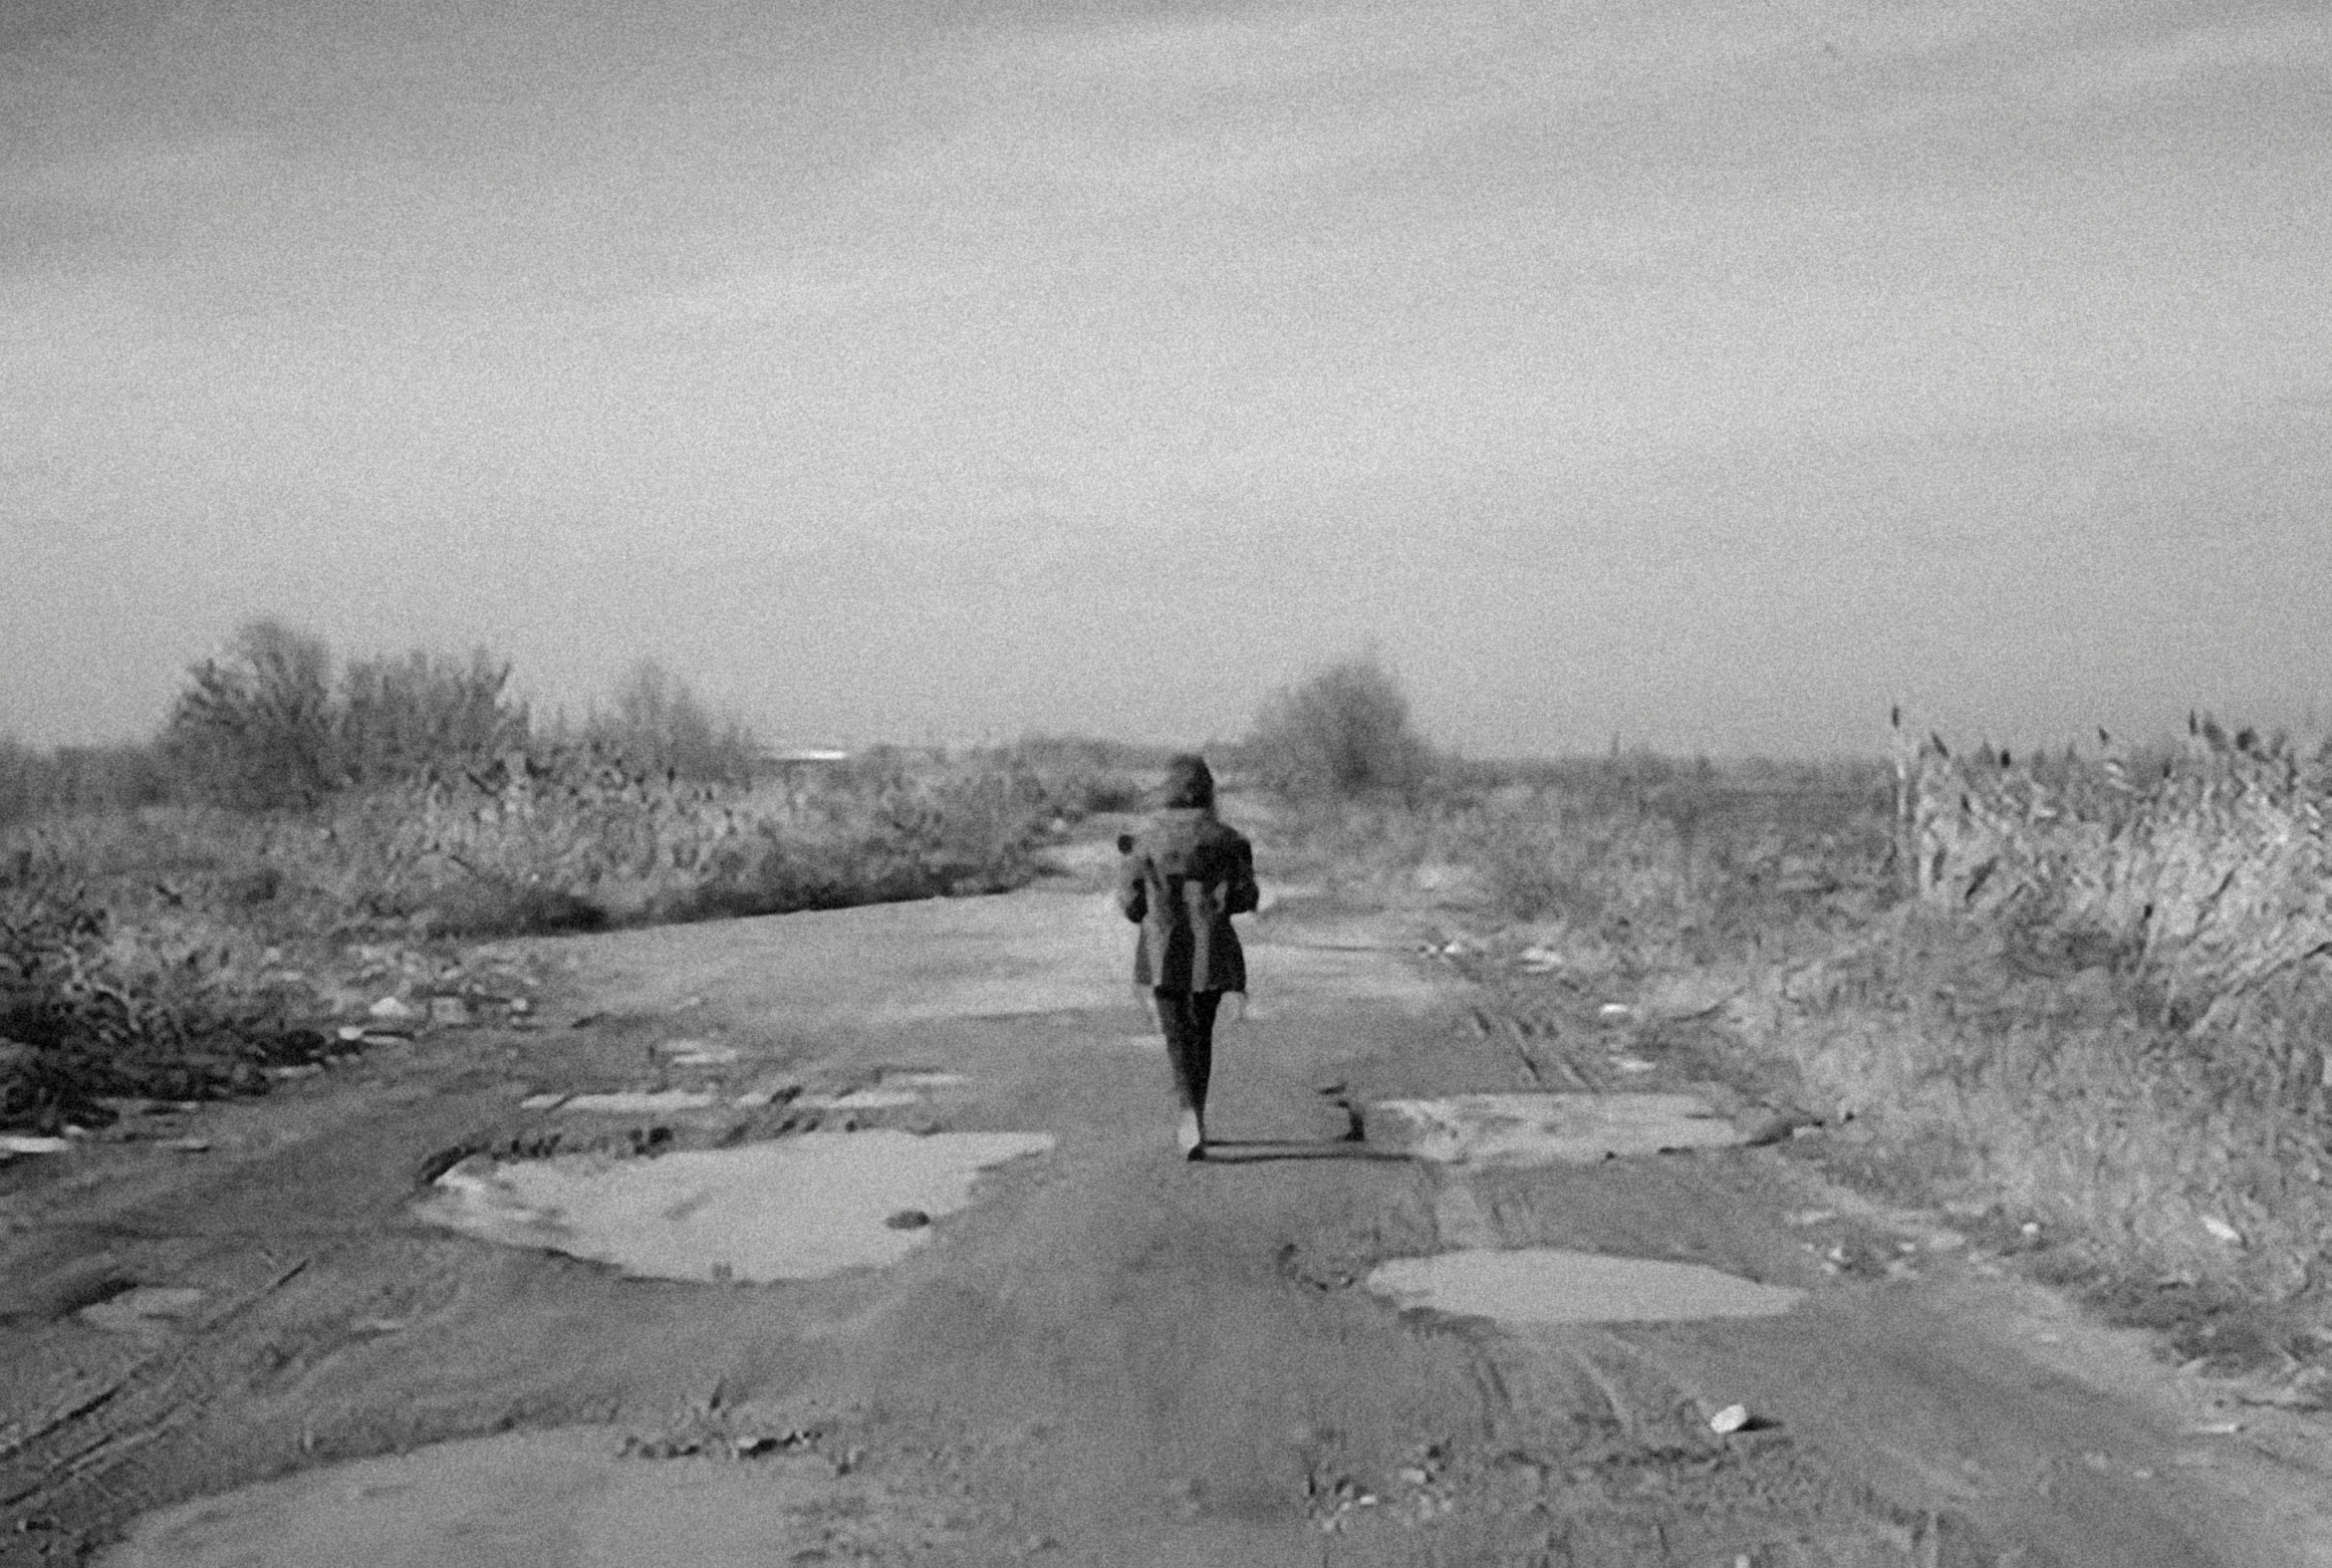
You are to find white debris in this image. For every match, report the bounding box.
[1369,1094,1745,1166]
[368,996,418,1022]
[1708,1405,1751,1435]
[666,1051,738,1068]
[0,1134,72,1156]
[795,1089,919,1111]
[2202,1215,2244,1246]
[557,1091,719,1115]
[731,1081,799,1109]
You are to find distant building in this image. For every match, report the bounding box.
[753,747,853,785]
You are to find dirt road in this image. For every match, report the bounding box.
[5,854,2331,1565]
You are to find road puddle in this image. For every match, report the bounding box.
[414,1130,1053,1281]
[1368,1093,1744,1165]
[99,1427,874,1568]
[1368,1247,1804,1324]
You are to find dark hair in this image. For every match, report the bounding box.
[1161,753,1215,810]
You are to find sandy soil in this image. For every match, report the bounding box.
[5,851,2332,1565]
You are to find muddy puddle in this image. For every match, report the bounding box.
[1368,1247,1805,1325]
[99,1427,898,1568]
[1368,1093,1745,1165]
[415,1130,1053,1282]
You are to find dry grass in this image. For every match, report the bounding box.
[1,740,1144,1131]
[1260,756,1896,972]
[1746,725,2332,1304]
[1271,734,2332,1326]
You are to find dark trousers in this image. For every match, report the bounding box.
[1154,989,1223,1112]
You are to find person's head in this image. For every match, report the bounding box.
[1160,753,1215,811]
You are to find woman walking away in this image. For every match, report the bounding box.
[1116,754,1259,1161]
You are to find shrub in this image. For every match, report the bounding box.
[1244,658,1432,799]
[162,620,341,808]
[994,734,1161,816]
[338,647,530,787]
[0,865,331,1129]
[0,738,171,827]
[156,621,536,808]
[582,659,757,783]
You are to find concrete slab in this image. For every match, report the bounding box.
[1368,1247,1805,1325]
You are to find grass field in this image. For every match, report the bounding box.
[1255,730,2332,1366]
[0,739,1147,1132]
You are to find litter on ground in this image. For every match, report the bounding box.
[794,1089,920,1111]
[1368,1094,1746,1166]
[556,1091,720,1115]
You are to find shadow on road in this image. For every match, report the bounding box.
[1196,1140,1412,1165]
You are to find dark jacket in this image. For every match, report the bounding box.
[1116,807,1258,992]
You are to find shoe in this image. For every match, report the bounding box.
[1175,1110,1203,1159]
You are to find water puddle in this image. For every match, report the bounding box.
[1368,1093,1744,1166]
[1368,1247,1804,1324]
[413,1130,1052,1281]
[99,1427,870,1568]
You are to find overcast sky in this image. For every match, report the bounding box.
[5,0,2328,756]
